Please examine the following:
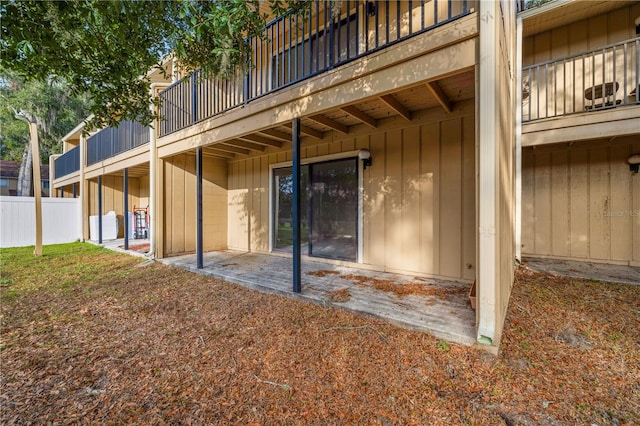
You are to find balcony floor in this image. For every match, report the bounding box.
[158,250,477,346]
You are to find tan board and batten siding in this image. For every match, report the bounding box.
[162,155,228,255]
[161,103,476,282]
[522,137,640,266]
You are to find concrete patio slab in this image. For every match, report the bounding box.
[158,250,477,346]
[523,257,640,285]
[89,238,151,258]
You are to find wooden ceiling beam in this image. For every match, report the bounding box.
[259,128,292,142]
[223,139,267,152]
[341,105,377,128]
[202,148,235,159]
[308,114,349,134]
[213,144,250,155]
[239,134,283,148]
[283,122,324,140]
[426,81,452,113]
[379,94,412,121]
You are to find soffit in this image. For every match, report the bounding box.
[522,0,637,37]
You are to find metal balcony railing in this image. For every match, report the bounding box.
[160,0,473,137]
[86,121,150,166]
[517,0,554,13]
[523,36,640,122]
[54,145,80,179]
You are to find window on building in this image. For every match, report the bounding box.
[0,178,8,187]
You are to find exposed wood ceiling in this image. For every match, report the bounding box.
[522,0,637,37]
[186,69,476,161]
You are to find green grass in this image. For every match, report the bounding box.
[275,224,309,247]
[0,242,140,303]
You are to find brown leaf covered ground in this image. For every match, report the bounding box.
[1,243,638,425]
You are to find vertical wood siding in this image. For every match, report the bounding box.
[522,137,640,265]
[225,112,476,281]
[162,154,228,256]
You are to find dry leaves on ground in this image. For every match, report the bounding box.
[1,244,638,425]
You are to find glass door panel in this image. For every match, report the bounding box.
[308,158,358,261]
[273,166,309,253]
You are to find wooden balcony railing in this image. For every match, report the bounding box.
[54,145,80,179]
[523,36,640,122]
[86,121,149,166]
[159,0,472,137]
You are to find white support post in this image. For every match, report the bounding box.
[148,86,157,259]
[515,16,523,263]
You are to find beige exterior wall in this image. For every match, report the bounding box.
[162,153,228,256]
[56,184,77,198]
[225,103,476,281]
[522,137,640,266]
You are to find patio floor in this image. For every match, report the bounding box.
[158,250,477,346]
[90,238,151,258]
[523,257,640,285]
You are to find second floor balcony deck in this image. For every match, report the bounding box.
[159,0,474,138]
[86,121,150,167]
[54,145,80,180]
[523,36,640,123]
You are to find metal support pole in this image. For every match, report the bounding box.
[61,188,64,198]
[124,168,129,251]
[196,147,203,269]
[292,118,301,293]
[73,182,77,198]
[98,175,103,244]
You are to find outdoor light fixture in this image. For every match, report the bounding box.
[635,16,640,35]
[628,154,640,173]
[359,149,372,170]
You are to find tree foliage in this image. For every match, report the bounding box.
[0,76,90,163]
[0,0,309,131]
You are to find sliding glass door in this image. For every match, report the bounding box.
[273,157,358,262]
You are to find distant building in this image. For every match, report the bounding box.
[0,160,49,197]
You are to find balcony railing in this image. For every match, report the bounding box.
[160,0,473,137]
[87,121,150,166]
[517,0,554,13]
[523,37,640,122]
[54,145,80,179]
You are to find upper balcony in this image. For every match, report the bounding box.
[86,120,150,166]
[54,145,80,180]
[520,0,640,146]
[159,0,474,138]
[53,120,150,183]
[523,36,640,122]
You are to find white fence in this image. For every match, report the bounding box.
[0,196,82,248]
